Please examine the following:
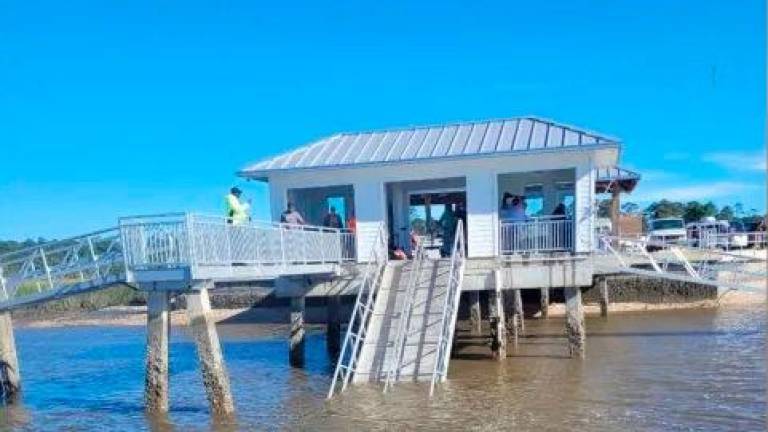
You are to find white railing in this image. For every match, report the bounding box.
[430,220,466,396]
[384,236,426,392]
[0,228,124,304]
[119,213,357,273]
[328,223,388,399]
[500,217,573,254]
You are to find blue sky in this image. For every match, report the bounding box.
[0,0,765,240]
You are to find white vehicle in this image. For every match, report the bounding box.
[647,217,687,246]
[687,218,747,249]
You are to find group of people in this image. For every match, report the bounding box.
[498,192,567,222]
[225,187,356,232]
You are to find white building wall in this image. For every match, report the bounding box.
[574,160,596,253]
[353,180,385,262]
[466,171,496,258]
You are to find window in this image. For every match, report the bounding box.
[524,184,544,217]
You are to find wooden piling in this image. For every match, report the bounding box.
[488,288,507,361]
[564,286,585,358]
[289,296,305,367]
[469,291,482,335]
[326,295,341,358]
[0,312,20,403]
[599,277,609,318]
[186,285,235,417]
[539,287,549,319]
[145,290,170,414]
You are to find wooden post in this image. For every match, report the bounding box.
[564,286,585,358]
[539,287,549,319]
[610,187,621,237]
[488,288,507,361]
[599,277,609,318]
[0,312,20,403]
[513,289,525,335]
[326,295,341,358]
[145,290,170,414]
[502,289,518,348]
[289,296,305,367]
[469,291,482,335]
[186,284,235,417]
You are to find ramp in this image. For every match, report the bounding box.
[595,236,767,293]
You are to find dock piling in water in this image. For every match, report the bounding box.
[564,287,585,358]
[598,277,609,318]
[145,290,170,414]
[0,312,20,403]
[186,283,235,417]
[469,291,482,335]
[540,287,549,318]
[489,272,507,360]
[289,296,305,367]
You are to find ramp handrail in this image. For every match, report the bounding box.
[430,220,466,396]
[383,236,426,392]
[0,228,125,304]
[596,235,766,292]
[327,223,388,399]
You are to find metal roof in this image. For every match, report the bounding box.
[239,116,620,178]
[595,166,641,193]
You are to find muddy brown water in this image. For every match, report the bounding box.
[1,304,764,431]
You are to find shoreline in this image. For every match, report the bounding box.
[15,290,764,329]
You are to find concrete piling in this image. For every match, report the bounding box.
[326,295,342,358]
[186,284,235,417]
[469,291,482,335]
[488,288,507,361]
[145,290,170,414]
[0,312,20,403]
[539,287,549,319]
[289,296,305,367]
[564,286,586,358]
[598,277,609,318]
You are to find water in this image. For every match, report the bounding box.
[1,305,764,431]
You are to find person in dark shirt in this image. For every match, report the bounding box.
[323,206,343,229]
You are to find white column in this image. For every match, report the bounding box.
[353,180,385,262]
[465,171,496,258]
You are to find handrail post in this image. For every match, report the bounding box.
[39,248,53,290]
[279,224,287,268]
[87,236,101,278]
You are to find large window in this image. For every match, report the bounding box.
[524,184,544,217]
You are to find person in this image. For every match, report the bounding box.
[500,193,527,222]
[225,187,250,225]
[439,204,457,257]
[323,206,343,229]
[280,202,305,226]
[346,211,357,234]
[552,203,566,219]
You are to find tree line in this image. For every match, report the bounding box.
[599,199,765,225]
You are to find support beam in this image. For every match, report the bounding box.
[599,277,609,318]
[469,291,482,335]
[539,287,549,319]
[610,188,621,237]
[488,288,507,361]
[186,285,235,417]
[289,296,305,367]
[564,287,586,358]
[0,312,20,403]
[145,290,170,414]
[326,295,341,358]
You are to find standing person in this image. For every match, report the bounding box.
[225,187,250,225]
[346,211,357,234]
[280,202,305,226]
[323,206,343,229]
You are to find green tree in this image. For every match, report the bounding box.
[716,205,734,221]
[682,201,717,223]
[645,200,684,219]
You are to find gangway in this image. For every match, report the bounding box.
[0,213,356,311]
[595,236,767,293]
[328,222,466,398]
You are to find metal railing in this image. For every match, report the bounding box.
[430,220,466,396]
[0,228,124,304]
[500,217,573,254]
[120,213,357,273]
[384,235,426,392]
[328,223,388,399]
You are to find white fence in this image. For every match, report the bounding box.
[499,218,574,254]
[120,213,357,272]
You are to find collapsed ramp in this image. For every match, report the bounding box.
[329,222,466,398]
[595,236,767,293]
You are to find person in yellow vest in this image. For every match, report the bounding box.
[225,187,250,225]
